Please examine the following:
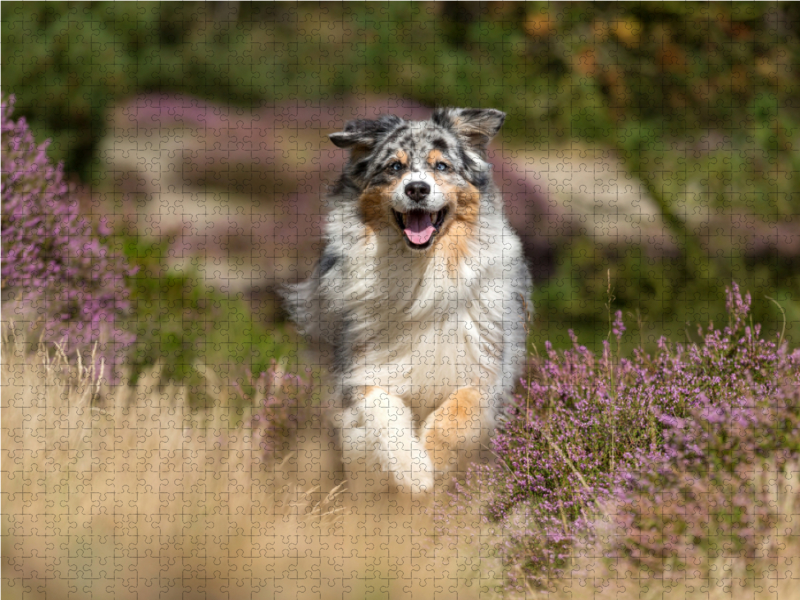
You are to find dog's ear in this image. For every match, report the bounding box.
[432,108,505,153]
[329,114,404,151]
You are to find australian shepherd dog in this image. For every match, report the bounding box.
[284,108,532,496]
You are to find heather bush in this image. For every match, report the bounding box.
[612,336,800,574]
[234,362,314,458]
[1,95,135,382]
[465,284,798,590]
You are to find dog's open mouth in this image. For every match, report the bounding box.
[392,208,447,248]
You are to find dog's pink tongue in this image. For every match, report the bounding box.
[404,211,435,245]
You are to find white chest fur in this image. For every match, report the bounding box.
[339,235,506,422]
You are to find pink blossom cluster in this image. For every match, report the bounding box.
[463,284,798,589]
[613,290,799,572]
[1,96,135,382]
[236,363,315,456]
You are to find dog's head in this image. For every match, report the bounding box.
[330,108,505,252]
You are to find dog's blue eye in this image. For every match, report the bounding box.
[435,162,448,172]
[389,162,403,172]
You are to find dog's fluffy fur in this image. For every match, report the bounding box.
[284,108,532,495]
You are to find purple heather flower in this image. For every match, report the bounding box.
[236,363,314,457]
[1,95,136,383]
[612,310,625,340]
[461,284,798,590]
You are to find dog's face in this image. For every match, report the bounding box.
[330,108,505,252]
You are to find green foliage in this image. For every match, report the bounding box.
[4,1,799,353]
[8,3,799,163]
[121,235,294,406]
[534,236,797,354]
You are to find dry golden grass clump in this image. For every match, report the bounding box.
[1,332,504,600]
[3,329,799,600]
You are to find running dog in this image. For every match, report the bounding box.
[284,107,532,495]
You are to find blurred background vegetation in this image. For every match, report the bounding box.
[3,1,799,391]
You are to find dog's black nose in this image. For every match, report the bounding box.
[404,181,430,202]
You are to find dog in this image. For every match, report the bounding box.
[283,107,532,496]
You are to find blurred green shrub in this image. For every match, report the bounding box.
[120,234,295,406]
[4,1,799,352]
[6,2,798,170]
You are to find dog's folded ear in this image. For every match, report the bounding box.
[329,114,404,150]
[432,108,505,153]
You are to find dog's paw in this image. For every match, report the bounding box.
[339,422,434,496]
[390,444,434,495]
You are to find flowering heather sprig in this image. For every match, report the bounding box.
[1,96,135,382]
[464,283,797,590]
[611,319,799,573]
[236,362,314,457]
[611,380,800,574]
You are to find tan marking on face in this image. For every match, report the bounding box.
[426,149,447,167]
[359,150,408,237]
[436,221,473,272]
[358,184,393,232]
[433,180,480,269]
[455,182,480,226]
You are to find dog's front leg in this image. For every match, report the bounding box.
[337,387,433,496]
[420,387,487,483]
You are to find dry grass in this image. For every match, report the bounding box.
[4,330,799,599]
[1,332,503,600]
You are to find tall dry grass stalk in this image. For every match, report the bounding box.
[1,330,502,600]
